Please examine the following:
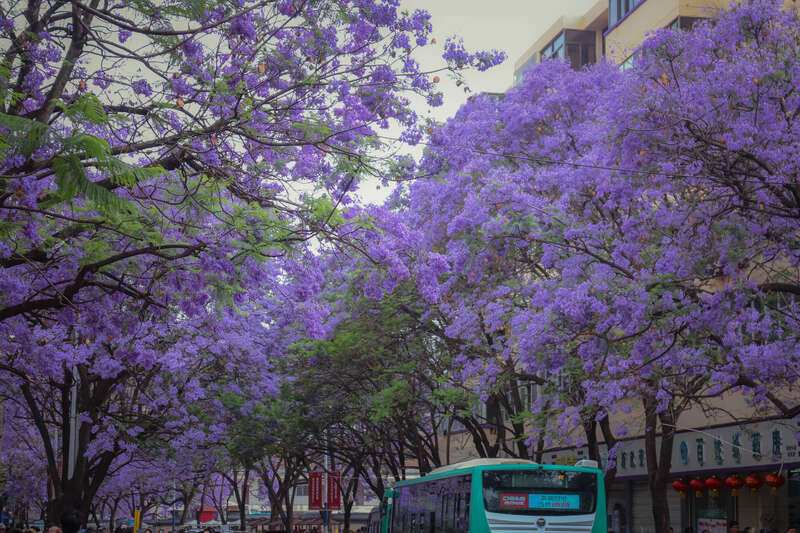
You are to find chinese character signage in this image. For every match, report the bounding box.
[752,431,761,460]
[499,494,580,510]
[549,419,795,479]
[500,494,529,509]
[328,471,341,510]
[529,494,580,510]
[697,517,727,533]
[772,430,782,458]
[309,472,323,510]
[714,439,723,465]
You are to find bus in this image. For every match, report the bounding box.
[373,457,606,533]
[367,506,382,533]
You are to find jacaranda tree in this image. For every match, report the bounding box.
[0,0,503,524]
[381,2,800,533]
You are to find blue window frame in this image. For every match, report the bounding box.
[609,0,646,28]
[540,30,596,70]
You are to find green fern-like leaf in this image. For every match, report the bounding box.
[0,113,50,159]
[53,153,134,212]
[65,93,108,125]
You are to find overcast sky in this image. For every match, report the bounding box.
[359,0,599,203]
[398,0,599,120]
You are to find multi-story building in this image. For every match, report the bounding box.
[468,3,800,533]
[514,0,798,80]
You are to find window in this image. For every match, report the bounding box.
[518,380,538,410]
[620,54,635,71]
[609,0,646,28]
[541,32,565,62]
[541,30,596,70]
[514,55,537,85]
[482,470,598,516]
[667,16,704,32]
[393,475,472,533]
[296,483,308,497]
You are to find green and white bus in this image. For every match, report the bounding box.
[370,458,606,533]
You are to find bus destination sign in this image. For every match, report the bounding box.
[528,494,580,510]
[500,494,529,508]
[498,494,579,510]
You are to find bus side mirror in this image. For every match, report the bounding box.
[381,489,396,517]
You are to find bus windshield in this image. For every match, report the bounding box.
[483,469,597,515]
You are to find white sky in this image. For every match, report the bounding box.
[358,0,598,203]
[399,0,599,121]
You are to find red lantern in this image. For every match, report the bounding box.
[765,472,785,494]
[705,475,723,497]
[673,479,690,499]
[690,478,706,498]
[745,473,764,493]
[726,475,745,496]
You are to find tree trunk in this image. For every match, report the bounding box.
[238,469,249,532]
[179,488,194,525]
[197,484,206,528]
[90,504,101,529]
[597,413,619,490]
[109,498,119,533]
[643,395,677,533]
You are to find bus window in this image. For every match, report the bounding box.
[394,486,411,533]
[482,469,598,515]
[464,490,470,526]
[449,492,457,532]
[454,493,461,531]
[442,493,450,531]
[437,496,443,530]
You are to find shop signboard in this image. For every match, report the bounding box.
[697,517,727,533]
[544,418,800,477]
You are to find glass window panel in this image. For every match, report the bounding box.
[566,43,581,69]
[565,29,595,44]
[680,16,702,31]
[482,470,598,516]
[582,43,596,66]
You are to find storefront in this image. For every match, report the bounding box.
[548,418,800,533]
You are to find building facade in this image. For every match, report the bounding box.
[512,0,797,81]
[502,4,800,533]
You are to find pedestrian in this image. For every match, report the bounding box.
[46,527,62,533]
[60,509,83,533]
[786,528,797,533]
[730,522,740,533]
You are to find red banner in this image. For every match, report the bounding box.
[308,472,323,510]
[500,494,529,509]
[328,472,341,510]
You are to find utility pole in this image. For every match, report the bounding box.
[67,365,79,481]
[171,477,176,533]
[322,447,328,533]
